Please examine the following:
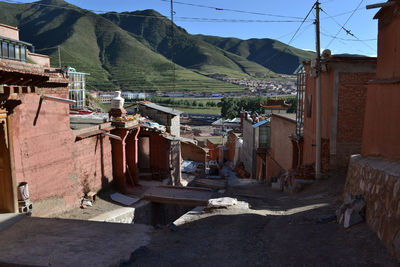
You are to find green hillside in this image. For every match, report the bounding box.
[101,10,277,79]
[197,35,315,74]
[0,0,245,91]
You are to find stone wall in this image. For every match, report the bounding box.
[344,155,400,260]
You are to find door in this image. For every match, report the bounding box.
[138,136,150,169]
[0,110,14,212]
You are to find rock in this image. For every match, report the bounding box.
[206,197,237,209]
[344,208,364,228]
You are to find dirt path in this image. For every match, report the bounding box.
[128,171,398,266]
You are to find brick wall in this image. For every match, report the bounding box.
[345,155,400,261]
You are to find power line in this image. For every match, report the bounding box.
[324,0,364,48]
[267,3,317,68]
[160,0,304,19]
[2,0,305,24]
[320,30,376,42]
[321,8,376,52]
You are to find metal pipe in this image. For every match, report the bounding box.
[366,2,395,9]
[42,95,76,105]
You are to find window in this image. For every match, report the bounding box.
[2,42,8,58]
[8,43,15,59]
[307,95,312,118]
[14,45,20,60]
[20,46,26,61]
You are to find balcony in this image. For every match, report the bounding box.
[0,36,31,62]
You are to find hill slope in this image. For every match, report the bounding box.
[101,10,277,79]
[197,35,315,74]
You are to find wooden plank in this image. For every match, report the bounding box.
[0,85,3,94]
[75,129,103,140]
[194,178,227,189]
[159,185,212,192]
[144,186,213,206]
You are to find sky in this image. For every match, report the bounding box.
[9,0,380,56]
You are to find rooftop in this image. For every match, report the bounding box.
[139,101,183,116]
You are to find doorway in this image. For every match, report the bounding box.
[0,110,14,213]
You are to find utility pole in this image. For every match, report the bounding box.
[170,0,176,92]
[315,1,322,179]
[58,45,61,68]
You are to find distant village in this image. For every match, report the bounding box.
[92,77,297,104]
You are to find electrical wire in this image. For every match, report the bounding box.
[324,0,364,48]
[159,0,304,19]
[2,0,305,23]
[266,3,317,69]
[321,8,376,53]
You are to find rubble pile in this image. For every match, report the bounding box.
[336,193,366,228]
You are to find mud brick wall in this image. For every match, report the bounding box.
[344,155,400,261]
[73,135,113,194]
[11,93,113,216]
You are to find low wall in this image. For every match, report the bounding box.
[344,155,400,260]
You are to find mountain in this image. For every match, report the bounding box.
[101,10,277,79]
[0,0,314,91]
[196,35,315,75]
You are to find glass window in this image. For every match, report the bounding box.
[2,42,8,58]
[15,45,20,60]
[8,43,15,59]
[21,46,26,61]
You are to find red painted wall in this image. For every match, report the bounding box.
[361,10,400,161]
[10,93,113,216]
[362,83,400,160]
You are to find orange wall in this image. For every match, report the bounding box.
[270,115,296,171]
[362,83,400,160]
[0,24,19,40]
[302,65,333,165]
[27,52,50,67]
[376,14,400,79]
[302,62,375,167]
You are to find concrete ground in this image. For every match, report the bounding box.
[0,168,398,266]
[129,170,398,266]
[0,216,152,266]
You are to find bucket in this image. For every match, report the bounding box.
[17,182,29,201]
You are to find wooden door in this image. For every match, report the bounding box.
[0,110,14,212]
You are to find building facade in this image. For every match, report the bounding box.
[66,67,89,109]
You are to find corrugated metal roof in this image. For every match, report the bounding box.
[140,102,183,116]
[252,120,269,128]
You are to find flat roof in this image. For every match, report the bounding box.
[139,102,183,116]
[272,113,296,122]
